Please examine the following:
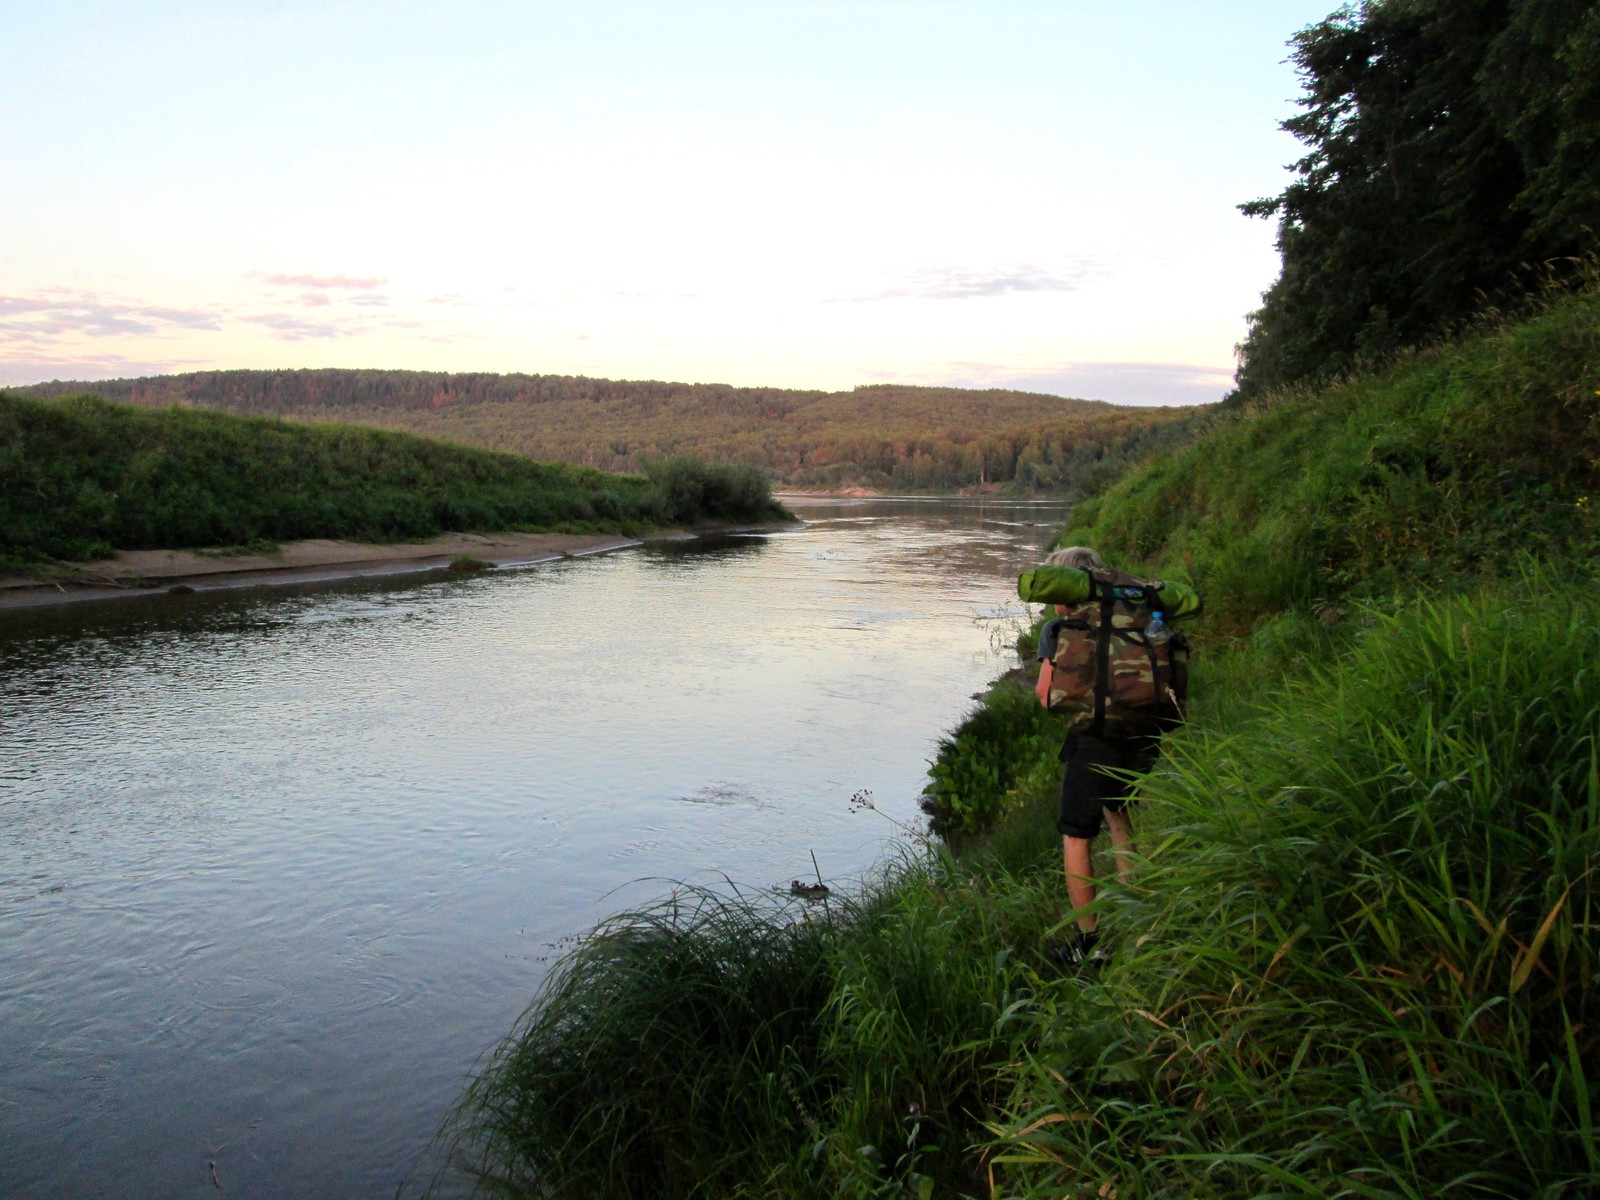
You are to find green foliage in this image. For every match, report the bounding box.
[10,370,1197,495]
[1235,0,1600,399]
[640,456,786,525]
[994,580,1600,1198]
[439,888,841,1199]
[1060,278,1600,632]
[921,677,1059,838]
[821,845,1068,1197]
[0,393,782,559]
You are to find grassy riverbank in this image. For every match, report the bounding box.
[0,392,785,569]
[436,278,1600,1198]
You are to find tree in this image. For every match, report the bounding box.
[1234,0,1600,401]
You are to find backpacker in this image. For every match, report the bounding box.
[1029,568,1193,737]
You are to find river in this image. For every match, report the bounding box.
[0,497,1063,1199]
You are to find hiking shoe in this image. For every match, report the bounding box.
[1046,930,1103,969]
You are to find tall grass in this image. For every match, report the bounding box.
[440,886,841,1199]
[994,580,1600,1197]
[0,393,786,564]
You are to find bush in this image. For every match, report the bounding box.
[921,677,1060,838]
[641,456,784,526]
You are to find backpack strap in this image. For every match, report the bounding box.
[1092,582,1115,736]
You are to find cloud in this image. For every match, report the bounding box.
[260,272,387,290]
[0,279,423,383]
[828,261,1104,304]
[0,352,208,387]
[0,292,224,338]
[865,360,1236,406]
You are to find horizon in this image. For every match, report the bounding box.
[1,1,1334,406]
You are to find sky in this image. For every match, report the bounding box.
[0,1,1337,405]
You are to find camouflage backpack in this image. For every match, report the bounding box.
[1018,565,1199,737]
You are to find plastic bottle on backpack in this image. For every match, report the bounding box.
[1146,611,1171,644]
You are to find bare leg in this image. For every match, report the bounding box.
[1105,808,1135,882]
[1062,834,1096,933]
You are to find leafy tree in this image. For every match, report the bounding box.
[1235,0,1600,400]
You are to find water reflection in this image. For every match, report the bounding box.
[0,498,1065,1199]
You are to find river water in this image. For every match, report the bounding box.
[0,498,1063,1199]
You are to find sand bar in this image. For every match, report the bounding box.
[0,527,745,610]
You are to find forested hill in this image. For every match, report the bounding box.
[13,370,1197,493]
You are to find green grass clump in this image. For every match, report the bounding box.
[0,393,786,563]
[441,887,841,1199]
[820,844,1068,1197]
[994,580,1600,1197]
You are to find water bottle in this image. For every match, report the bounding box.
[1146,611,1170,644]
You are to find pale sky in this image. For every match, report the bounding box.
[1,1,1335,405]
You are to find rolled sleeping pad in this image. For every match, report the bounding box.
[1018,564,1203,619]
[1016,564,1093,605]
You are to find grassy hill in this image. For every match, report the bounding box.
[434,280,1600,1198]
[12,369,1198,494]
[0,392,784,566]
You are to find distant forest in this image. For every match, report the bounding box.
[14,370,1197,493]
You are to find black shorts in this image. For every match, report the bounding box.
[1057,732,1160,840]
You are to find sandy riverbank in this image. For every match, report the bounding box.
[0,529,697,610]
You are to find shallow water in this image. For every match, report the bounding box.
[0,498,1063,1198]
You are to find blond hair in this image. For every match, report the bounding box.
[1045,545,1104,570]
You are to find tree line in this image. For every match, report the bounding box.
[15,371,1196,493]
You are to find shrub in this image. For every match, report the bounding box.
[921,677,1059,838]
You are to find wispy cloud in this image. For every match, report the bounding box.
[0,352,208,387]
[255,270,393,310]
[0,292,224,338]
[0,277,419,384]
[827,261,1105,304]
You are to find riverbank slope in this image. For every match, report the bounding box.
[437,277,1600,1198]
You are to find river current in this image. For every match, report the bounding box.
[0,498,1063,1199]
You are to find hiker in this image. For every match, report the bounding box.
[1026,545,1197,966]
